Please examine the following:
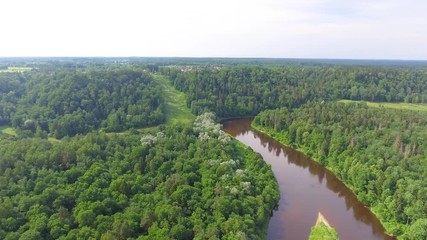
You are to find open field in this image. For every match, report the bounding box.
[104,73,194,136]
[48,137,61,143]
[0,66,32,73]
[152,73,195,124]
[339,99,427,112]
[0,125,17,137]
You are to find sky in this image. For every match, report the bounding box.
[1,0,426,59]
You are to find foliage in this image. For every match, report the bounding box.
[309,223,339,240]
[0,66,165,138]
[253,102,427,237]
[152,73,195,124]
[0,125,17,137]
[0,67,32,73]
[161,65,427,117]
[193,112,231,143]
[0,115,279,239]
[2,58,427,239]
[339,99,427,112]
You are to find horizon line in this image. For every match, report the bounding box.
[1,56,427,62]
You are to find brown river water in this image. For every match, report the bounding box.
[222,118,394,240]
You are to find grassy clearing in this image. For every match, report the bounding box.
[103,73,194,136]
[0,125,17,137]
[0,125,61,143]
[104,125,160,137]
[0,67,32,73]
[309,223,339,240]
[48,137,61,143]
[339,100,427,112]
[152,73,195,124]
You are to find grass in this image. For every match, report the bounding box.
[104,125,160,137]
[0,67,32,73]
[309,213,339,240]
[1,73,194,140]
[339,100,427,112]
[309,222,339,240]
[48,137,61,143]
[0,125,17,137]
[0,125,61,143]
[104,73,194,136]
[152,73,195,124]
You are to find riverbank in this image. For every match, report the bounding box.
[316,212,332,228]
[309,212,339,240]
[250,121,396,238]
[223,118,394,240]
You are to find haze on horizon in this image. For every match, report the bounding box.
[1,0,426,60]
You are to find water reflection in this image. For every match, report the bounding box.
[223,118,394,240]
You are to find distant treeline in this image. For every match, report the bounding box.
[2,57,427,68]
[161,65,427,117]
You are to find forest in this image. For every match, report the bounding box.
[0,112,279,239]
[161,65,427,117]
[253,102,427,239]
[1,58,427,239]
[159,62,427,238]
[0,66,165,138]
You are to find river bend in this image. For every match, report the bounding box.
[223,118,393,240]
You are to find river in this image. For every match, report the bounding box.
[222,118,394,240]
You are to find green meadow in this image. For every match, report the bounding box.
[339,100,427,112]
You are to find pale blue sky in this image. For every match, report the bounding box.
[1,0,426,59]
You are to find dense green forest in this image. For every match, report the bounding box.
[253,102,427,239]
[161,65,427,117]
[0,67,165,138]
[0,113,279,239]
[160,62,427,237]
[1,59,427,239]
